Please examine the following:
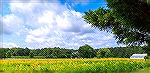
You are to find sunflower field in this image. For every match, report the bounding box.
[0,58,150,73]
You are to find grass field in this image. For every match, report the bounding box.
[131,67,150,73]
[0,58,150,73]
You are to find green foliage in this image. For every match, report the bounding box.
[11,56,30,59]
[0,45,146,59]
[109,46,145,58]
[97,48,113,58]
[78,44,96,58]
[12,48,30,56]
[0,48,9,58]
[83,0,150,49]
[5,50,12,58]
[29,51,34,58]
[0,50,6,58]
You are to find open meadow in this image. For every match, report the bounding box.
[0,58,150,73]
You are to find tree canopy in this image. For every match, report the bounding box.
[97,48,113,58]
[83,0,150,50]
[0,46,145,59]
[78,44,96,58]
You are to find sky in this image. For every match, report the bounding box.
[0,0,124,49]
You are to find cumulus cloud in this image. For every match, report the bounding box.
[1,14,23,35]
[0,42,19,48]
[1,1,118,49]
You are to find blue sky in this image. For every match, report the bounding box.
[0,0,123,49]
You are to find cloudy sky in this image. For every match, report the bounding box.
[0,0,123,49]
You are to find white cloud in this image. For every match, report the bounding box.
[1,1,118,49]
[25,26,51,43]
[102,34,114,41]
[25,35,45,43]
[56,13,72,31]
[10,2,37,14]
[29,27,50,37]
[0,42,19,48]
[2,14,23,35]
[38,10,55,25]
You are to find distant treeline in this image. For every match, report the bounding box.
[0,44,146,59]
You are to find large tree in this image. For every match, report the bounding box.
[97,48,113,58]
[83,0,150,55]
[78,44,96,58]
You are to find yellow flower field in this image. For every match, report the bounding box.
[0,58,150,73]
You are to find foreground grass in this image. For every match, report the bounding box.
[0,58,150,73]
[130,67,150,73]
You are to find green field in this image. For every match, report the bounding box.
[0,58,150,73]
[131,67,150,73]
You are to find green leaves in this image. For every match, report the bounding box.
[83,0,150,47]
[97,48,113,58]
[78,44,96,58]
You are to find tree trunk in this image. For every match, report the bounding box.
[147,41,150,57]
[147,50,150,56]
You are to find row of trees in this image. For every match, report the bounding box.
[0,44,146,59]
